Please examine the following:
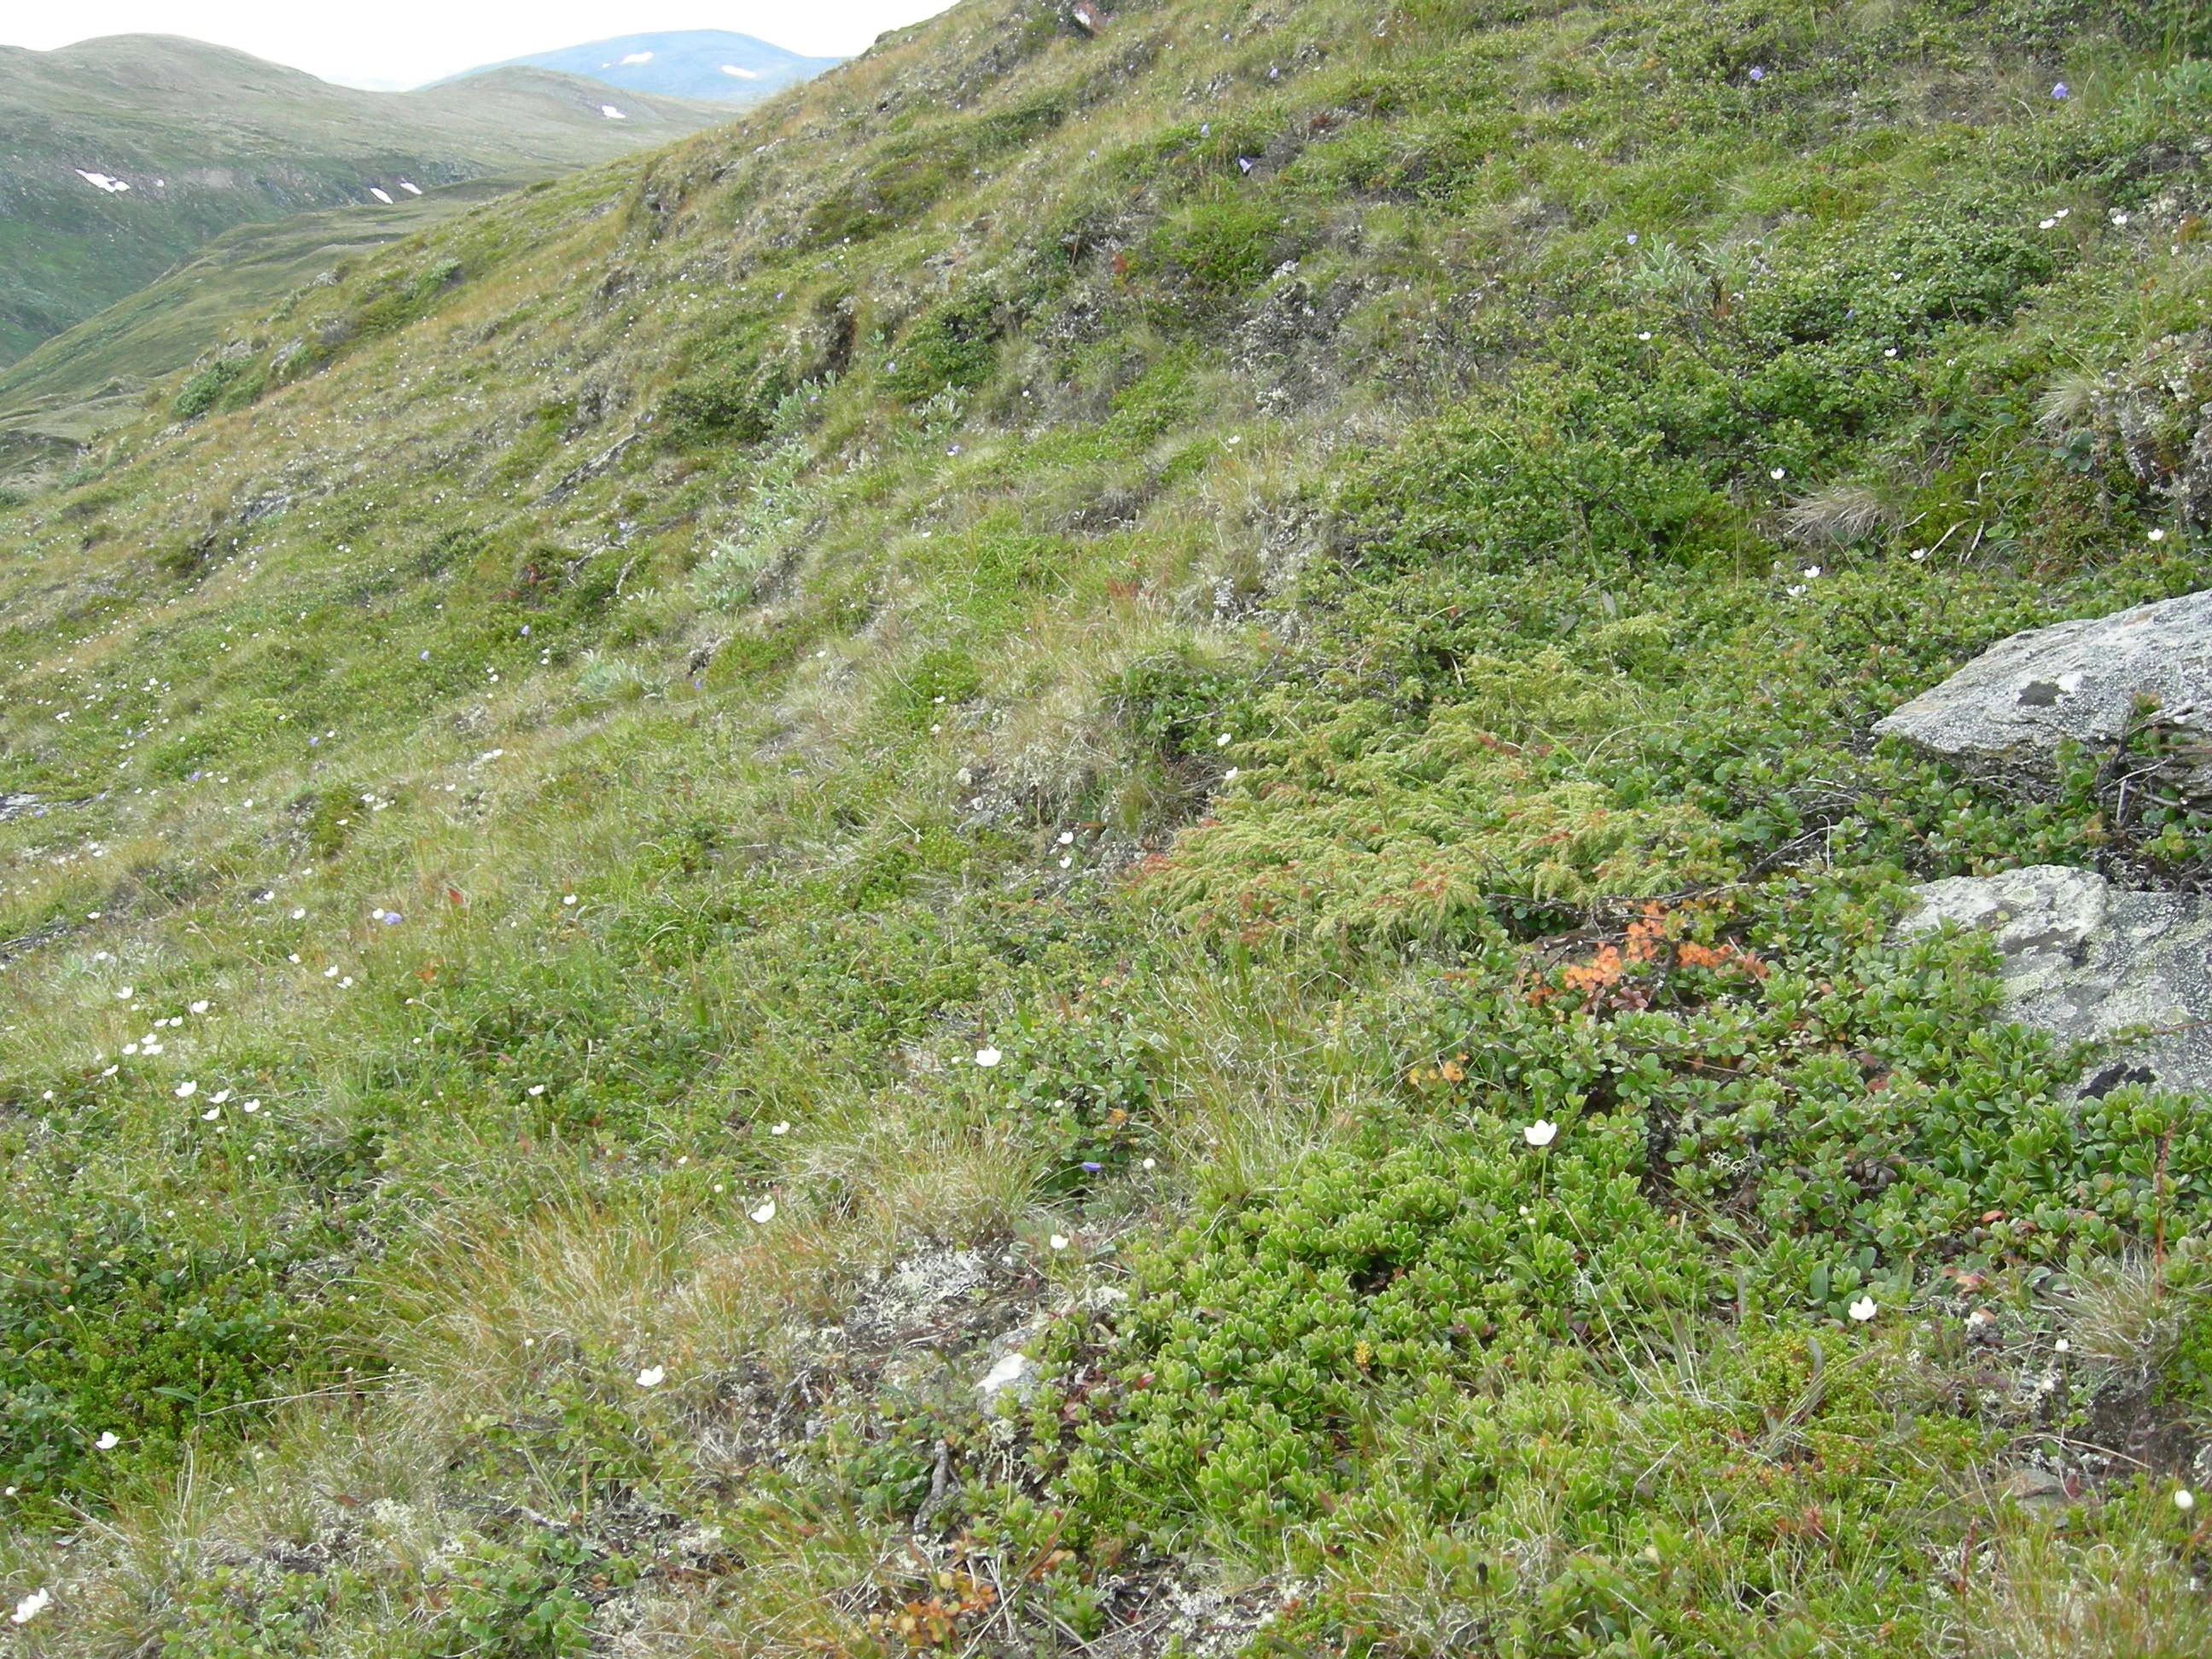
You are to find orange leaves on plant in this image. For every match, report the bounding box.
[1534,900,1765,1011]
[867,1567,998,1651]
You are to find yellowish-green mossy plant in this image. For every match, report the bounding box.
[5,0,2212,1652]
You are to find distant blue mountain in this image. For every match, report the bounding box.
[435,30,841,106]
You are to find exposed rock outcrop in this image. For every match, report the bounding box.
[1902,864,2212,1097]
[1874,589,2212,784]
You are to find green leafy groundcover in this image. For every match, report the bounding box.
[9,0,2212,1651]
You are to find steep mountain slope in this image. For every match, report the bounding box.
[0,34,728,368]
[2,0,2212,1652]
[437,29,846,105]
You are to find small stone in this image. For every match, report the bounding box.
[976,1351,1035,1400]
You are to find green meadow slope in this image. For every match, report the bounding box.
[0,34,727,370]
[0,175,572,494]
[3,0,2212,1652]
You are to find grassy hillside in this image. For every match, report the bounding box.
[0,34,727,369]
[0,175,575,496]
[2,0,2212,1652]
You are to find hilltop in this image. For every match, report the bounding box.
[1,0,2211,1653]
[436,29,847,106]
[0,33,727,369]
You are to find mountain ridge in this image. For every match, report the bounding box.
[0,32,731,368]
[433,27,846,105]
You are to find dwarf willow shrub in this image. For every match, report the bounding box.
[886,293,1004,403]
[1038,1118,1708,1540]
[0,1196,339,1505]
[171,359,260,422]
[1033,882,2212,1555]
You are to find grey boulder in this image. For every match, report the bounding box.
[1874,588,2212,778]
[1901,864,2212,1097]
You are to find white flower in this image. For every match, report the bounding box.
[1909,548,1929,562]
[770,1121,790,1135]
[175,1080,197,1098]
[201,1107,219,1121]
[116,987,133,1000]
[635,1365,665,1388]
[242,1100,261,1114]
[1049,1233,1071,1250]
[2112,212,2129,225]
[95,1430,119,1450]
[1848,1296,1877,1323]
[1224,767,1239,781]
[1637,330,1652,341]
[749,1198,777,1224]
[1057,830,1075,845]
[2149,527,2167,542]
[9,1588,49,1625]
[1059,857,1073,869]
[1787,585,1807,597]
[1142,1157,1157,1170]
[1216,732,1233,747]
[211,1090,230,1104]
[1802,566,1821,579]
[1770,467,1786,480]
[2177,1488,2197,1512]
[291,907,306,919]
[2055,1337,2070,1353]
[190,1000,209,1015]
[975,1046,1002,1068]
[323,966,339,979]
[2040,218,2057,230]
[563,894,578,905]
[1522,1121,1558,1148]
[527,1085,545,1097]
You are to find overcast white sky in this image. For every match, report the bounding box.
[1,3,952,88]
